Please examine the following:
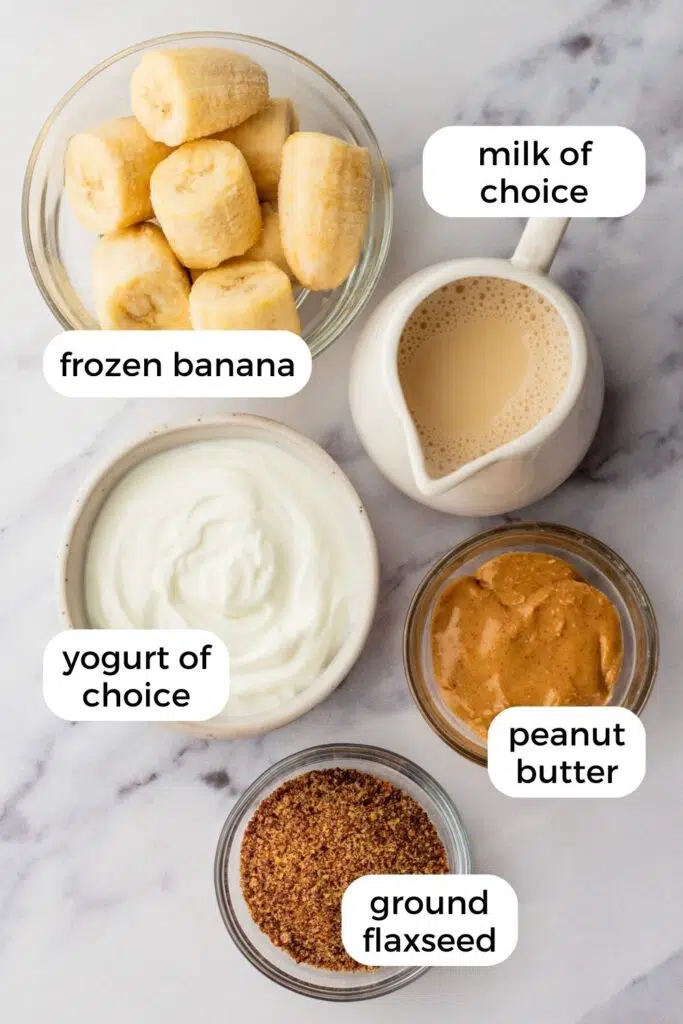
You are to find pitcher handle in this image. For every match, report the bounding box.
[511,218,570,274]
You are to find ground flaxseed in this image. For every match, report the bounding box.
[240,767,449,971]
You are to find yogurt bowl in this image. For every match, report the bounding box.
[60,414,379,738]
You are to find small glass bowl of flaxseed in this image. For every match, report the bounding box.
[214,743,472,1001]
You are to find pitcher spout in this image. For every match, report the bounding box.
[404,422,504,498]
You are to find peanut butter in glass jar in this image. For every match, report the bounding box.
[430,552,623,738]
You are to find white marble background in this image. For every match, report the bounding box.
[1,0,681,1020]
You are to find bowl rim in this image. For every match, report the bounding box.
[213,742,473,1001]
[22,30,393,353]
[58,413,380,738]
[403,520,660,767]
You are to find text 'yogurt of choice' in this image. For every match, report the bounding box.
[84,438,353,716]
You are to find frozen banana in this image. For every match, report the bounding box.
[241,202,293,279]
[215,98,296,199]
[64,117,170,233]
[189,202,292,281]
[92,223,191,330]
[150,139,261,269]
[189,260,300,332]
[279,132,372,291]
[131,48,269,146]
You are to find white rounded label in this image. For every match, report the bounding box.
[43,630,230,722]
[423,125,646,217]
[487,706,646,798]
[43,331,312,398]
[342,874,518,967]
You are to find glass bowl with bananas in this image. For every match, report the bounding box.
[23,33,393,357]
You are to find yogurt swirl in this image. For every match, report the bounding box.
[84,438,351,715]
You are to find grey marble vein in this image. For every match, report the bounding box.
[580,948,683,1022]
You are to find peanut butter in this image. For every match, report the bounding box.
[431,552,623,737]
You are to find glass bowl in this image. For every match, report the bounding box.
[214,743,472,1001]
[22,32,393,357]
[404,522,659,767]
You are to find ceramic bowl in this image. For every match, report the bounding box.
[60,414,379,737]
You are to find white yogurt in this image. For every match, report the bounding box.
[84,438,352,716]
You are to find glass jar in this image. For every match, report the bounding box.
[404,522,659,767]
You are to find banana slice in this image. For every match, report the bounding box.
[189,202,293,282]
[189,260,300,332]
[92,223,191,329]
[215,98,297,199]
[279,132,372,291]
[131,48,269,146]
[239,201,294,279]
[150,139,261,270]
[64,117,171,233]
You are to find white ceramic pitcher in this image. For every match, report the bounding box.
[349,219,604,516]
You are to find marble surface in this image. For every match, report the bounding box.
[1,0,681,1020]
